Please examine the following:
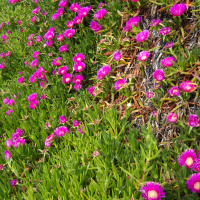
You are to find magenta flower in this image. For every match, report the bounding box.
[40,95,46,100]
[66,21,74,28]
[6,109,13,116]
[51,57,62,66]
[7,30,11,34]
[0,64,5,69]
[73,16,83,24]
[77,7,89,17]
[17,76,24,83]
[159,27,171,36]
[57,34,64,42]
[54,126,69,137]
[154,82,162,89]
[27,93,37,101]
[140,182,165,200]
[6,51,11,56]
[137,51,150,61]
[73,53,85,62]
[97,65,111,80]
[94,9,107,20]
[3,97,10,104]
[59,0,68,7]
[59,115,67,124]
[89,21,102,33]
[29,100,39,109]
[113,51,121,61]
[93,150,100,157]
[169,3,186,17]
[165,42,174,48]
[161,57,176,67]
[135,30,150,42]
[57,8,64,16]
[33,51,40,59]
[178,149,196,168]
[59,44,69,52]
[123,16,141,32]
[45,123,50,129]
[167,112,178,123]
[87,86,95,96]
[62,73,72,84]
[13,138,25,148]
[180,81,195,93]
[186,173,200,193]
[78,128,84,134]
[1,35,7,40]
[45,134,55,147]
[51,13,59,21]
[64,29,75,39]
[10,179,17,187]
[98,2,105,8]
[0,165,3,170]
[152,110,157,117]
[7,99,15,106]
[73,62,86,72]
[4,150,12,159]
[188,114,198,127]
[28,34,34,41]
[73,120,81,127]
[150,19,162,27]
[17,20,21,24]
[146,92,155,99]
[131,0,139,1]
[0,52,5,58]
[114,78,127,90]
[73,75,84,84]
[168,86,180,97]
[46,40,54,47]
[44,31,54,40]
[58,66,68,75]
[30,59,38,68]
[6,139,13,148]
[152,70,164,81]
[74,83,81,91]
[31,16,37,23]
[70,3,81,12]
[32,7,40,14]
[192,159,200,172]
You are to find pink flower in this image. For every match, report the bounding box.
[45,123,50,129]
[40,95,46,100]
[32,6,40,14]
[31,16,37,23]
[186,173,200,193]
[113,51,121,61]
[73,62,86,72]
[70,3,81,12]
[5,109,13,116]
[114,78,127,90]
[24,60,29,66]
[13,138,25,148]
[178,149,196,168]
[78,7,90,18]
[87,86,95,96]
[165,42,174,48]
[3,97,10,104]
[146,91,155,99]
[10,179,17,187]
[0,165,3,170]
[159,27,171,36]
[64,29,75,39]
[28,34,35,41]
[192,159,200,172]
[135,30,150,42]
[188,114,198,127]
[78,128,84,134]
[27,41,33,46]
[44,31,54,40]
[93,150,100,157]
[74,84,81,91]
[180,81,195,93]
[51,13,59,21]
[94,9,107,20]
[59,0,68,7]
[1,35,7,40]
[73,120,81,127]
[97,65,111,80]
[29,100,39,109]
[30,59,38,68]
[123,16,141,32]
[62,73,72,84]
[98,2,105,8]
[0,52,5,58]
[66,21,74,28]
[89,21,102,33]
[7,30,11,34]
[17,76,24,83]
[20,29,24,32]
[27,93,37,101]
[140,182,165,200]
[6,51,11,56]
[7,99,15,106]
[167,112,178,123]
[131,0,139,1]
[150,19,162,27]
[59,44,69,52]
[17,20,22,24]
[57,8,64,16]
[0,64,5,69]
[51,57,62,66]
[33,51,40,59]
[58,66,68,75]
[29,75,37,83]
[59,115,67,124]
[6,139,13,148]
[73,16,83,24]
[4,150,12,159]
[46,40,54,47]
[137,51,150,61]
[54,126,69,137]
[73,75,84,84]
[169,3,186,16]
[57,34,64,41]
[35,35,42,42]
[73,53,85,62]
[45,134,54,147]
[152,110,157,117]
[161,57,176,67]
[152,70,164,81]
[168,86,180,97]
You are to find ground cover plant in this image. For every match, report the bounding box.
[0,0,200,199]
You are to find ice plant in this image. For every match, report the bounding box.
[4,150,12,159]
[168,86,180,97]
[30,59,38,67]
[169,3,186,16]
[165,42,174,48]
[188,115,198,127]
[27,93,37,101]
[6,139,13,148]
[17,76,24,83]
[94,9,107,20]
[73,62,86,72]
[59,44,69,52]
[167,112,178,123]
[140,182,165,200]
[123,16,141,32]
[3,97,10,104]
[33,51,40,59]
[64,29,75,39]
[57,34,64,41]
[66,21,74,28]
[29,100,39,109]
[78,7,90,18]
[51,57,62,66]
[180,81,195,93]
[114,78,127,90]
[192,159,200,172]
[73,84,81,91]
[150,19,162,27]
[161,57,176,67]
[70,3,81,12]
[87,86,95,96]
[98,2,105,8]
[97,65,111,80]
[62,73,72,84]
[73,16,83,24]
[146,92,155,99]
[59,0,68,7]
[73,75,84,84]
[186,173,200,193]
[73,120,81,127]
[10,179,17,187]
[135,30,150,42]
[59,115,67,124]
[93,150,100,157]
[152,70,164,81]
[89,21,102,33]
[159,27,171,36]
[45,134,55,147]
[73,53,85,62]
[40,95,46,100]
[54,126,69,137]
[113,51,121,61]
[178,149,196,168]
[58,66,68,75]
[137,51,150,61]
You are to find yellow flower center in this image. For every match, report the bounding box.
[194,182,200,190]
[78,66,82,70]
[148,190,158,198]
[171,116,177,121]
[77,58,81,61]
[185,86,192,90]
[141,56,147,60]
[65,78,70,82]
[61,70,65,74]
[185,157,194,166]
